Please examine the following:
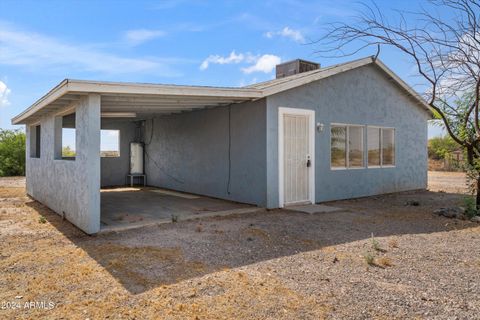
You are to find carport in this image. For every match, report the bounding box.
[12,79,263,234]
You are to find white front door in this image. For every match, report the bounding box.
[279,108,315,207]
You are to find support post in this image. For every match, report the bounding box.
[75,94,101,233]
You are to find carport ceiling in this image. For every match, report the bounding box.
[100,94,255,115]
[12,79,263,124]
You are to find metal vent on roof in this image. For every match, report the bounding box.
[275,59,320,79]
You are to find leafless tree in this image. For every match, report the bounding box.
[316,0,480,206]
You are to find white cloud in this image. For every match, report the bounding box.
[200,51,248,70]
[0,23,180,75]
[200,51,280,74]
[241,54,281,74]
[0,81,11,108]
[264,27,305,43]
[124,29,166,46]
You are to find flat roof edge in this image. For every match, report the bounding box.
[11,80,263,125]
[12,79,69,125]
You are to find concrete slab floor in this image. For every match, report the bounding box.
[100,187,260,232]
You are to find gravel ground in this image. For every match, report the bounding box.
[0,177,25,188]
[0,175,479,319]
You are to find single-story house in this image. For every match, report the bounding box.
[12,56,432,234]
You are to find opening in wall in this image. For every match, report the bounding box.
[30,124,41,158]
[101,130,120,157]
[54,113,76,160]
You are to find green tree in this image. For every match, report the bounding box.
[62,146,76,157]
[428,136,459,160]
[0,129,26,176]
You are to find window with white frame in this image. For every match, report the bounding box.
[367,126,395,167]
[330,124,365,169]
[381,128,395,166]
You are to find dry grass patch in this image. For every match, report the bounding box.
[376,256,394,267]
[0,187,25,198]
[388,239,399,248]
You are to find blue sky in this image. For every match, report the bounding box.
[0,0,445,140]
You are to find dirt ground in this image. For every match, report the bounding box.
[427,171,468,194]
[1,173,479,319]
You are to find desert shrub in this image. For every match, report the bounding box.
[0,129,26,176]
[364,252,375,266]
[371,234,385,252]
[428,136,459,160]
[463,196,478,218]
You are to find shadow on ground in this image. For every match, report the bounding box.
[26,189,475,295]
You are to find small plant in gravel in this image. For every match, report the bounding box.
[364,252,375,266]
[371,234,386,252]
[38,215,46,224]
[463,196,478,219]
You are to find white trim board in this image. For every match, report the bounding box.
[278,107,315,208]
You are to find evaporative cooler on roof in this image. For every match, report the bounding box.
[275,59,320,79]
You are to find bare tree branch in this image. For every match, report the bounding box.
[315,0,480,203]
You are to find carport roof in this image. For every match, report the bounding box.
[11,56,431,125]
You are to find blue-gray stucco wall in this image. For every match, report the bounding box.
[144,99,267,206]
[100,119,136,187]
[266,64,430,207]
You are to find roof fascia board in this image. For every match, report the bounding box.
[11,79,69,125]
[12,80,262,124]
[67,80,262,98]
